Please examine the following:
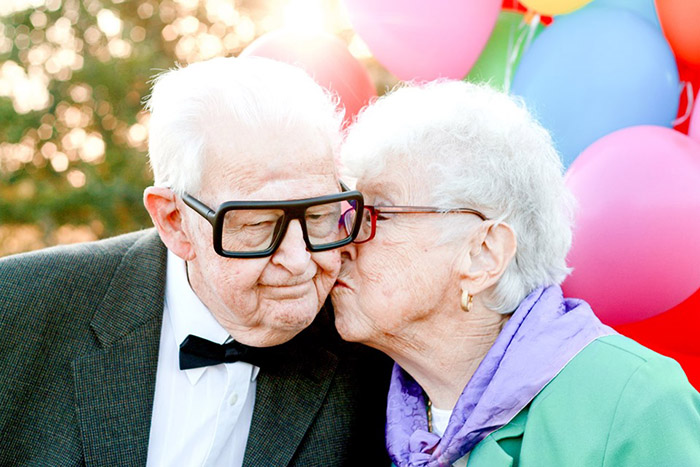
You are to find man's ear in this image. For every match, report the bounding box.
[457,222,517,295]
[143,186,196,261]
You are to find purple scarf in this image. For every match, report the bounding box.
[386,285,615,467]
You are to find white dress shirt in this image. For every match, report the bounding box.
[147,251,259,467]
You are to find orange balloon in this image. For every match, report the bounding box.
[241,30,376,126]
[656,0,700,65]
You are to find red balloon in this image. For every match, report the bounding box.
[615,287,700,391]
[241,30,376,126]
[673,60,700,135]
[615,287,700,357]
[501,0,554,24]
[656,350,700,392]
[624,345,700,392]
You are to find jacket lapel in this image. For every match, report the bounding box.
[72,230,167,466]
[468,407,529,467]
[243,336,339,467]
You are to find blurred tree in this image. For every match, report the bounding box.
[0,0,395,255]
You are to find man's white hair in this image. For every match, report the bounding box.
[145,56,344,195]
[341,80,575,313]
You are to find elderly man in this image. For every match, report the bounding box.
[0,57,390,465]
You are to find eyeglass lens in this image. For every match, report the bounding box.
[342,207,373,243]
[221,200,354,254]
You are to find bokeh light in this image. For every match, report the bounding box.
[0,0,396,256]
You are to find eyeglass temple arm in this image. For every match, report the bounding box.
[182,193,217,225]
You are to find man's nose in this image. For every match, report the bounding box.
[271,219,311,274]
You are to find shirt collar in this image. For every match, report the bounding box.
[165,250,260,384]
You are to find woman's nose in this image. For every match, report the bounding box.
[340,241,357,262]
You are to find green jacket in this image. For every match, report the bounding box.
[0,229,392,466]
[468,334,700,466]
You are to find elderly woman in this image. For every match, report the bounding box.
[332,81,700,466]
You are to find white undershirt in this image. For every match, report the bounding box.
[431,406,469,467]
[146,251,259,467]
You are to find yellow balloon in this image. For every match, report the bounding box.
[519,0,593,16]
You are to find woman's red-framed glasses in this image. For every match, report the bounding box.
[341,205,489,244]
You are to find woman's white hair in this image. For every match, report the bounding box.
[145,56,344,195]
[341,80,575,313]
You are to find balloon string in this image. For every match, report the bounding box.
[523,13,540,51]
[671,80,695,127]
[504,22,518,93]
[504,13,540,93]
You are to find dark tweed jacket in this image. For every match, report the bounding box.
[0,229,391,466]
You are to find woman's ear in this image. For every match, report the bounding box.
[143,186,196,260]
[457,221,517,295]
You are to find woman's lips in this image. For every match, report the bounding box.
[333,278,350,289]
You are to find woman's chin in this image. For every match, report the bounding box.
[332,308,362,343]
[336,326,357,342]
[332,311,356,341]
[331,292,376,343]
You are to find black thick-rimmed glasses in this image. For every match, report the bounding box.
[181,182,364,258]
[341,205,489,244]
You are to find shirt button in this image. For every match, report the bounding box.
[229,392,238,406]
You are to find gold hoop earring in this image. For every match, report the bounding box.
[460,291,473,312]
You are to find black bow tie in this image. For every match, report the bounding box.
[179,334,268,370]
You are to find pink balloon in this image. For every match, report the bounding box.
[343,0,501,81]
[690,98,700,143]
[563,125,700,326]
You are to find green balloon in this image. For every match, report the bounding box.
[466,11,545,91]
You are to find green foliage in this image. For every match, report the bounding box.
[0,0,266,252]
[0,0,390,255]
[0,2,174,247]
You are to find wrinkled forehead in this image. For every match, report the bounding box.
[200,117,338,192]
[355,154,434,204]
[201,146,339,201]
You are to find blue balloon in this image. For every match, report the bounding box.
[511,7,679,167]
[582,0,660,29]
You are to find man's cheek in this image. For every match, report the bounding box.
[318,250,342,276]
